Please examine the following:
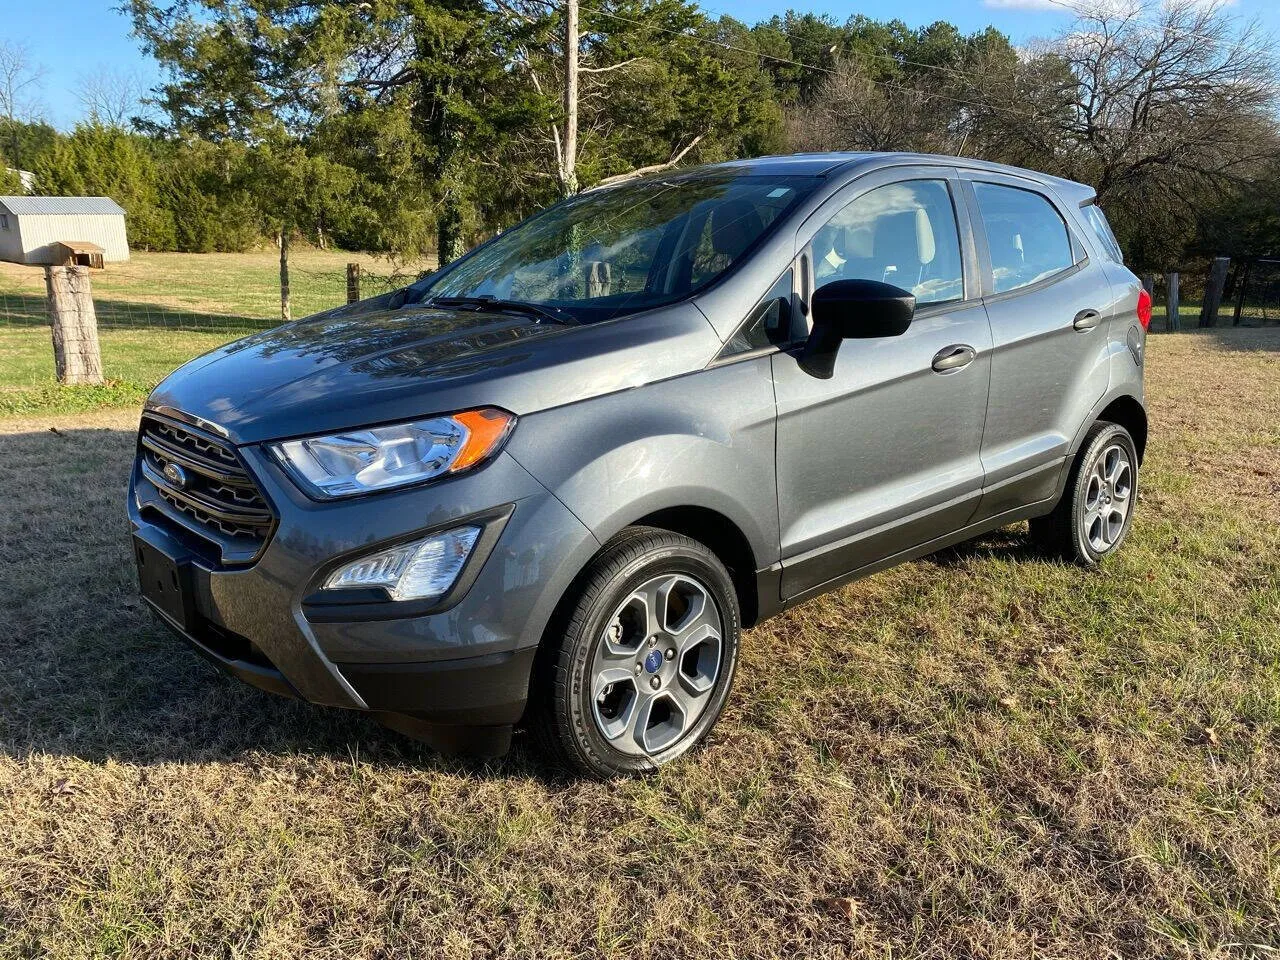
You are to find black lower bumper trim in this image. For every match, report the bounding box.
[149,599,300,702]
[376,713,514,759]
[338,647,537,726]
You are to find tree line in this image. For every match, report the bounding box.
[2,0,1277,286]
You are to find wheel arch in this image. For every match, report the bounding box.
[629,506,761,628]
[1097,393,1148,463]
[542,504,764,651]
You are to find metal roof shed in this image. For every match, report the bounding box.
[0,196,129,266]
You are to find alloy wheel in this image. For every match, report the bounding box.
[1081,442,1133,553]
[589,574,724,757]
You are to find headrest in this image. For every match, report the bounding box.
[872,209,938,268]
[842,224,873,259]
[710,199,764,258]
[915,207,935,265]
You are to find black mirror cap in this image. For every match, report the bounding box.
[798,279,916,379]
[811,278,916,339]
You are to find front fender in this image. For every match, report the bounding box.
[504,356,780,569]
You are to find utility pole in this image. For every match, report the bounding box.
[561,0,579,196]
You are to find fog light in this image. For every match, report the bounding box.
[324,526,480,602]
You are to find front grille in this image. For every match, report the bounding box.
[137,414,275,565]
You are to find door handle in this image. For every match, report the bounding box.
[931,344,976,373]
[1073,309,1102,331]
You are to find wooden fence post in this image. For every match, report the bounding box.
[1232,259,1250,326]
[1199,257,1229,328]
[1166,271,1179,332]
[279,231,291,323]
[346,262,361,304]
[44,265,103,386]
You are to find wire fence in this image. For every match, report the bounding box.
[1,250,1274,399]
[0,264,418,333]
[1224,258,1280,326]
[0,255,429,396]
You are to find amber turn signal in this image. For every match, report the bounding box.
[451,408,516,472]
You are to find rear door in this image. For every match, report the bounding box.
[959,171,1112,521]
[772,166,993,599]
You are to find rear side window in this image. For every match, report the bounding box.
[973,183,1075,294]
[811,180,964,305]
[1083,203,1124,263]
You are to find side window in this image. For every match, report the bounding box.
[811,179,964,306]
[973,183,1075,294]
[1083,202,1124,264]
[724,269,795,355]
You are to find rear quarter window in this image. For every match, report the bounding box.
[1083,203,1124,263]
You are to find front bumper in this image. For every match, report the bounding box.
[129,426,599,727]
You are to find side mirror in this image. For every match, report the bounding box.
[798,279,916,379]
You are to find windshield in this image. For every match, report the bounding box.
[412,173,817,322]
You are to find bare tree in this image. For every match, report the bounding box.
[1054,1,1277,201]
[787,58,968,156]
[560,0,578,196]
[786,1,1278,266]
[502,0,681,195]
[0,40,46,166]
[75,66,150,128]
[947,0,1280,207]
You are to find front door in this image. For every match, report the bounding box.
[773,168,993,600]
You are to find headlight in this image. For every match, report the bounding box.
[324,526,481,602]
[270,408,514,499]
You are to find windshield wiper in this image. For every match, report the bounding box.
[424,295,577,325]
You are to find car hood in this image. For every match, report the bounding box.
[145,297,720,445]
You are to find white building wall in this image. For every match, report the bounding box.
[0,215,23,263]
[13,212,130,263]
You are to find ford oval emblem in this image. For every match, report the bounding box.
[162,461,188,489]
[644,649,663,674]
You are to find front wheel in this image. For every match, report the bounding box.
[1030,421,1138,566]
[531,527,741,779]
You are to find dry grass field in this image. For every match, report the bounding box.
[0,328,1277,959]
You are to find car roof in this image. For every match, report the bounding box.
[696,151,1097,204]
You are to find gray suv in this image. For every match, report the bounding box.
[129,152,1149,777]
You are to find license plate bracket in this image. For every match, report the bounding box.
[133,535,194,633]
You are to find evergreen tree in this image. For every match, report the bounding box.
[31,124,176,249]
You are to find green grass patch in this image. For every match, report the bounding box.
[0,248,431,416]
[0,328,248,416]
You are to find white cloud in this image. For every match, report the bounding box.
[983,0,1234,11]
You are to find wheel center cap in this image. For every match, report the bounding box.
[643,649,663,674]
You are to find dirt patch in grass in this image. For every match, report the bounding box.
[1,331,1278,959]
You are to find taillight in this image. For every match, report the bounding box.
[1136,287,1152,331]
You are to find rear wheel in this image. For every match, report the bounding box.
[532,527,740,779]
[1031,421,1138,566]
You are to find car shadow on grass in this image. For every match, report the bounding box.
[0,424,550,780]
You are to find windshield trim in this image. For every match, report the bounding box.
[408,173,821,324]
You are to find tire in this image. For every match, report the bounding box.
[1030,421,1139,566]
[531,526,741,779]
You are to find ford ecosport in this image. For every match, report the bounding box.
[129,152,1149,777]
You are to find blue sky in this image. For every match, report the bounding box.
[6,0,1279,130]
